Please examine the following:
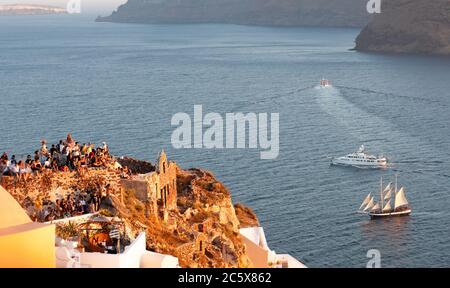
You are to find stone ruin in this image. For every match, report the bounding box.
[120,150,178,221]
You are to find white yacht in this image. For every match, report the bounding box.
[331,145,388,168]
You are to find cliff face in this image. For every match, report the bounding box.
[4,158,259,268]
[355,0,450,55]
[97,0,370,28]
[93,167,257,267]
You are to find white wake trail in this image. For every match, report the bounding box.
[312,85,442,170]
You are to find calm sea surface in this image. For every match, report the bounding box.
[1,15,450,267]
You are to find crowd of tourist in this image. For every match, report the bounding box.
[0,134,131,222]
[0,134,113,180]
[23,187,106,222]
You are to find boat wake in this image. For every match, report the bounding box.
[334,85,447,108]
[312,85,445,175]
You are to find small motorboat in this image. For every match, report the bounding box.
[319,78,332,88]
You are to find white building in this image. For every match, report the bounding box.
[239,227,307,268]
[52,214,179,268]
[56,232,179,268]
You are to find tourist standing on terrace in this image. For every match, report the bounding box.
[57,140,64,153]
[39,140,49,162]
[49,144,57,157]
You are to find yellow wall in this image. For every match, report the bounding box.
[0,186,56,268]
[0,185,32,229]
[0,222,56,268]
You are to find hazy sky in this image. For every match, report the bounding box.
[0,0,128,14]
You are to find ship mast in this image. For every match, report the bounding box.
[380,176,384,213]
[395,173,398,211]
[395,173,398,193]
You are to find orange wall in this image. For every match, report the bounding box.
[0,222,55,268]
[241,236,269,268]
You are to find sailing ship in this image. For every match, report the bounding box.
[358,175,411,218]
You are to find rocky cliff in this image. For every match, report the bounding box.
[355,0,450,55]
[3,157,260,268]
[97,0,370,28]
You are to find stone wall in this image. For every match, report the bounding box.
[120,151,178,220]
[144,150,178,211]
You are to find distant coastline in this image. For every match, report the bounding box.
[96,0,370,28]
[0,4,67,16]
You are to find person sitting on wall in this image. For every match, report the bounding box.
[31,159,42,172]
[18,161,31,182]
[92,150,104,168]
[1,161,8,176]
[0,158,9,174]
[51,158,59,171]
[3,160,19,176]
[44,157,52,169]
[80,155,87,167]
[25,155,33,165]
[1,152,8,162]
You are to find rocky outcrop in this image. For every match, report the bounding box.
[5,158,258,267]
[110,167,255,267]
[234,203,260,228]
[0,4,67,15]
[97,0,370,28]
[116,156,155,174]
[355,0,450,55]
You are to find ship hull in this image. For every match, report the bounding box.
[331,158,387,169]
[368,209,411,218]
